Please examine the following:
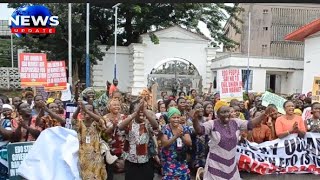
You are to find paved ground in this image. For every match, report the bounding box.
[113,172,319,180]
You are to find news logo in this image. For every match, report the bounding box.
[9,5,59,39]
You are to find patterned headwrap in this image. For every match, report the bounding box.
[80,87,95,101]
[167,107,181,119]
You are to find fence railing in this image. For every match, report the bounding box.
[0,67,20,89]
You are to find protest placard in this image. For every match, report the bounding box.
[19,53,47,87]
[237,133,320,175]
[7,142,34,180]
[45,61,67,91]
[218,69,243,102]
[261,91,286,114]
[312,77,320,103]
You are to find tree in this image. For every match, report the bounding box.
[8,3,242,80]
[92,3,243,48]
[8,3,106,82]
[0,37,18,67]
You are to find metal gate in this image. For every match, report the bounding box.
[147,60,202,97]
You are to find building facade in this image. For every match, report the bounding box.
[212,3,320,94]
[285,19,320,94]
[92,26,217,96]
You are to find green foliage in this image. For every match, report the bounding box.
[7,3,242,78]
[0,38,12,67]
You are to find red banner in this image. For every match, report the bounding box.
[19,53,47,87]
[45,61,67,91]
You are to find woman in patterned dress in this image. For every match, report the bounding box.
[305,102,320,133]
[192,103,276,180]
[118,99,159,180]
[72,101,107,180]
[102,98,126,179]
[160,107,192,180]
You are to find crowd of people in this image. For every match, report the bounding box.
[0,79,318,180]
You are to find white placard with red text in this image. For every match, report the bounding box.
[217,69,243,102]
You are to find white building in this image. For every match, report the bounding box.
[92,26,217,96]
[92,25,305,96]
[285,19,320,94]
[211,53,304,95]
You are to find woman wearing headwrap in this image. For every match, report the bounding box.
[192,102,276,180]
[160,107,192,180]
[80,87,98,108]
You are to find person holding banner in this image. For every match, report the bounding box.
[305,102,320,133]
[192,101,276,180]
[275,100,306,139]
[0,104,14,180]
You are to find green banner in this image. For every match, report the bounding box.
[7,142,34,180]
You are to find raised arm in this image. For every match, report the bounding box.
[191,110,203,135]
[144,109,158,130]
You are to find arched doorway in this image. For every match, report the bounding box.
[148,58,202,97]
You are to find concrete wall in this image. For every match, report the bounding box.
[92,46,131,92]
[303,34,320,93]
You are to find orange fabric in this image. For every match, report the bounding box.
[251,124,272,143]
[109,84,118,97]
[275,115,306,136]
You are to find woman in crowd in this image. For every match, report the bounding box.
[179,92,186,98]
[248,111,272,143]
[53,99,65,117]
[101,98,126,179]
[177,97,187,115]
[11,97,22,118]
[189,102,210,175]
[165,99,177,110]
[118,99,158,180]
[305,102,320,133]
[12,102,42,142]
[72,101,107,180]
[160,107,192,180]
[265,104,278,140]
[36,102,66,129]
[32,95,45,117]
[0,104,14,180]
[24,91,34,108]
[203,102,214,121]
[275,100,306,138]
[192,101,276,180]
[81,87,98,109]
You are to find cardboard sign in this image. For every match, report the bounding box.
[312,77,320,103]
[45,61,67,91]
[261,91,286,114]
[218,69,243,102]
[7,142,34,180]
[19,53,47,87]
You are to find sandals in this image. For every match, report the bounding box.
[196,167,204,180]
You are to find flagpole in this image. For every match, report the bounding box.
[85,3,90,87]
[113,3,121,80]
[68,3,72,86]
[246,11,251,93]
[11,33,14,68]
